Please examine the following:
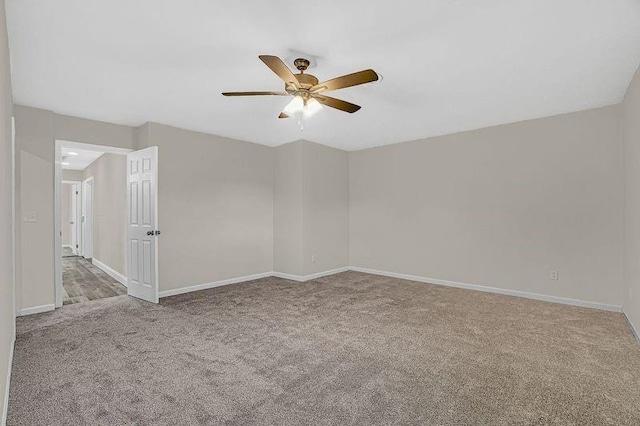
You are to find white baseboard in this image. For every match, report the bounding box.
[159,272,273,298]
[17,304,55,317]
[273,267,350,282]
[159,267,351,298]
[157,265,621,314]
[350,267,622,312]
[624,310,640,344]
[2,331,15,426]
[92,258,127,287]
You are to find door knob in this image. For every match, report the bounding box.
[147,231,153,236]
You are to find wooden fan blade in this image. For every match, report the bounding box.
[310,69,378,93]
[313,94,361,113]
[278,112,289,119]
[222,91,289,96]
[259,55,299,88]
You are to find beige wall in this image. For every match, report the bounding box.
[0,0,13,419]
[15,106,54,311]
[273,140,350,277]
[274,142,304,275]
[82,153,127,275]
[13,105,137,311]
[302,141,349,275]
[55,113,137,150]
[61,183,72,247]
[623,65,640,336]
[350,106,624,306]
[146,123,274,291]
[62,169,83,181]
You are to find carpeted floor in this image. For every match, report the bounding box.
[7,272,640,425]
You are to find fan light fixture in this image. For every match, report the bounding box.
[222,55,379,130]
[283,96,323,129]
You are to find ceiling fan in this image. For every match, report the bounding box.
[222,55,379,127]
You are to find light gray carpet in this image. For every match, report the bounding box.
[8,272,640,425]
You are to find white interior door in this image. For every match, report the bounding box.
[82,177,94,259]
[127,146,159,303]
[70,183,79,255]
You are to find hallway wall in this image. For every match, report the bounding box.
[61,183,72,247]
[82,153,128,276]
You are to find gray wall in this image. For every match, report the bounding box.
[0,0,12,420]
[274,142,304,275]
[302,141,349,275]
[13,105,137,312]
[273,140,350,277]
[82,153,127,276]
[62,169,84,181]
[623,66,640,336]
[145,123,274,292]
[350,106,623,306]
[61,183,72,247]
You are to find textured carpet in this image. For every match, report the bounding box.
[7,272,640,425]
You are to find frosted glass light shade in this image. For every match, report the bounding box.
[283,96,304,116]
[304,98,323,117]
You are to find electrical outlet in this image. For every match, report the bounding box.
[311,255,317,263]
[550,270,559,280]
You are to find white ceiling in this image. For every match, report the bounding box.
[7,1,640,151]
[61,146,104,170]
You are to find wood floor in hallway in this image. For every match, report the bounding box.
[63,256,127,304]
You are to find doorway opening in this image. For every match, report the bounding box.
[56,142,129,305]
[55,140,159,307]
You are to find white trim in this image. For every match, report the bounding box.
[2,331,15,426]
[11,117,16,323]
[624,310,640,344]
[273,267,350,282]
[56,140,133,155]
[55,140,133,311]
[54,141,63,308]
[158,266,622,314]
[159,272,273,298]
[349,267,622,312]
[17,304,55,317]
[92,258,127,287]
[81,176,94,259]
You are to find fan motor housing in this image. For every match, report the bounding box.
[293,73,318,89]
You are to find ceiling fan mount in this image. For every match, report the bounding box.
[293,58,311,72]
[222,55,379,124]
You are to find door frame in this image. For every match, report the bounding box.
[61,180,82,256]
[81,176,94,259]
[54,140,133,308]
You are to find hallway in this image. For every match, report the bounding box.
[63,257,126,305]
